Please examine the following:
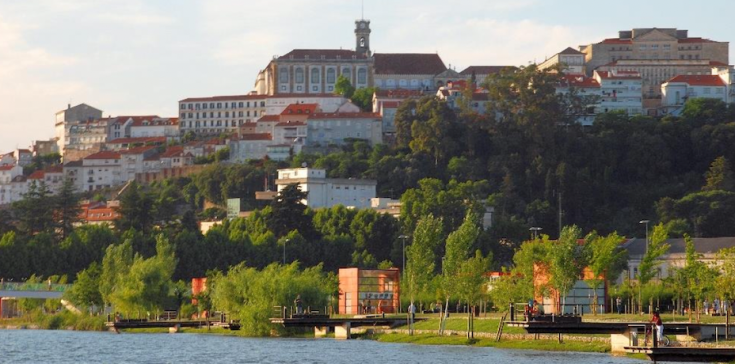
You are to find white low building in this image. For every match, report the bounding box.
[229,134,273,162]
[65,151,123,192]
[661,74,728,114]
[276,168,376,209]
[305,112,383,146]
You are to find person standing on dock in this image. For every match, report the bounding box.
[295,295,303,315]
[616,297,622,314]
[650,309,663,345]
[704,299,710,316]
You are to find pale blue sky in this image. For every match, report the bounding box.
[1,0,733,152]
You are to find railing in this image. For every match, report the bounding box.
[0,282,71,292]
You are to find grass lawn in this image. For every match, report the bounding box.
[376,333,610,353]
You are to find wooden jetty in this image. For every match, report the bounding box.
[625,346,735,362]
[106,319,241,332]
[270,314,418,339]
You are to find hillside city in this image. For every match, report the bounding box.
[3,18,735,315]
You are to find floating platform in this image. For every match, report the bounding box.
[625,346,735,362]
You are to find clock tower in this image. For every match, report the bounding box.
[355,19,371,57]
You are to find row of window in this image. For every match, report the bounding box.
[182,120,244,128]
[180,101,266,110]
[279,67,368,85]
[181,110,258,119]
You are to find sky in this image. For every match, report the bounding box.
[1,0,734,152]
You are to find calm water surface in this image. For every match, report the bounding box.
[0,329,660,364]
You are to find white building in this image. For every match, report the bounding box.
[65,151,123,192]
[538,47,586,75]
[712,65,735,104]
[228,134,273,162]
[55,103,103,155]
[305,112,383,146]
[265,94,346,116]
[661,74,728,113]
[276,168,376,209]
[178,95,267,135]
[593,70,643,115]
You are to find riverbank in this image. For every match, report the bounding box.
[0,310,106,331]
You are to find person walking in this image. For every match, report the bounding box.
[704,299,710,316]
[408,302,416,322]
[294,294,303,315]
[616,297,623,314]
[650,309,664,346]
[714,298,721,315]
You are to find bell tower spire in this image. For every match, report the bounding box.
[355,19,371,57]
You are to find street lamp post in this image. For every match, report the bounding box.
[639,220,650,254]
[399,235,409,277]
[529,227,542,240]
[283,238,289,265]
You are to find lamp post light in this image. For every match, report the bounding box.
[399,235,409,277]
[639,220,650,254]
[283,238,289,265]
[529,227,542,240]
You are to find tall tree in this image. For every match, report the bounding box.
[333,75,355,99]
[406,215,442,308]
[266,183,314,238]
[13,180,54,236]
[440,212,480,333]
[55,178,82,240]
[703,156,735,192]
[115,181,154,232]
[636,223,670,313]
[585,231,627,314]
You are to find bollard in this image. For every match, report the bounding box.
[509,303,515,322]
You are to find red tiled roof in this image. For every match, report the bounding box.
[0,165,17,171]
[678,38,715,44]
[119,146,156,155]
[85,207,120,222]
[382,101,401,108]
[665,75,726,87]
[64,160,83,167]
[160,146,183,158]
[257,115,280,123]
[308,112,381,119]
[276,121,306,127]
[280,103,319,115]
[239,133,272,141]
[599,38,633,45]
[710,61,729,67]
[28,170,45,180]
[46,166,63,173]
[279,49,365,60]
[17,149,31,153]
[107,136,166,145]
[180,94,264,102]
[459,65,516,75]
[559,75,601,88]
[84,151,121,160]
[374,53,446,75]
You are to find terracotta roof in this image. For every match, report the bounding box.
[278,49,365,60]
[85,207,120,222]
[599,38,633,45]
[308,112,381,119]
[239,133,272,141]
[28,170,45,180]
[107,136,167,145]
[119,146,157,155]
[16,149,31,153]
[459,66,515,75]
[678,38,715,44]
[0,165,17,171]
[143,156,160,162]
[84,151,121,160]
[665,75,726,87]
[374,53,446,75]
[160,146,184,158]
[382,101,401,108]
[257,115,280,123]
[280,103,319,115]
[710,61,729,67]
[180,94,264,102]
[46,166,63,173]
[559,75,601,88]
[276,121,306,127]
[64,160,83,167]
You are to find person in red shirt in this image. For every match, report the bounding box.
[650,309,663,345]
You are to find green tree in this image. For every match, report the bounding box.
[440,212,481,333]
[548,225,585,314]
[406,215,442,307]
[351,87,377,111]
[716,247,735,304]
[13,180,54,236]
[64,262,103,309]
[703,156,735,192]
[55,178,82,240]
[334,75,355,99]
[266,183,314,238]
[115,181,154,232]
[636,223,670,313]
[100,240,134,307]
[585,231,627,314]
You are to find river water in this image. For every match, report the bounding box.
[0,330,652,364]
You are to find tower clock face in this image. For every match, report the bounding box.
[360,22,366,29]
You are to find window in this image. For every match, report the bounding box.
[358,68,367,84]
[651,44,658,50]
[639,45,647,50]
[279,68,289,83]
[311,68,320,83]
[295,68,304,83]
[663,44,670,50]
[327,68,336,83]
[704,88,711,94]
[342,67,351,81]
[239,102,244,108]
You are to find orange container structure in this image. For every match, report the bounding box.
[191,277,207,305]
[338,268,400,315]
